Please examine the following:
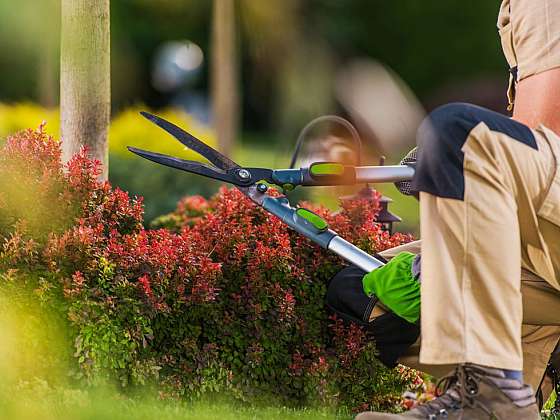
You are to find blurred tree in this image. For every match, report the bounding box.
[211,0,239,156]
[37,0,60,108]
[0,0,60,107]
[239,0,334,137]
[38,35,58,108]
[60,0,111,179]
[308,0,504,101]
[0,0,508,142]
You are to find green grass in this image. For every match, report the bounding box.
[2,381,554,420]
[0,383,340,420]
[0,276,344,420]
[542,390,558,419]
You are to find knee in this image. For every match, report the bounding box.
[417,102,478,155]
[412,102,535,199]
[412,103,479,199]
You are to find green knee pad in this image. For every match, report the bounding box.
[362,252,420,324]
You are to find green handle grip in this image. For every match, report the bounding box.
[309,162,346,176]
[305,162,356,185]
[270,163,356,188]
[295,208,328,231]
[262,197,335,248]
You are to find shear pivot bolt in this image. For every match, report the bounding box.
[237,169,251,181]
[257,183,268,193]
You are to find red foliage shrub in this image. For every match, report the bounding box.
[0,126,420,411]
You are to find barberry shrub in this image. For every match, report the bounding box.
[0,127,420,413]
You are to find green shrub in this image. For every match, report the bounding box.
[0,127,420,412]
[0,103,59,141]
[108,106,216,161]
[109,153,218,223]
[0,103,221,221]
[0,103,216,161]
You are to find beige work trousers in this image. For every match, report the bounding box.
[417,119,560,372]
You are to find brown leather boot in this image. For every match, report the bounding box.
[356,364,540,419]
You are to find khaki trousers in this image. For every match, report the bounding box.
[379,241,560,397]
[402,104,560,396]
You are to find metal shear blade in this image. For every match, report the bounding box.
[129,113,274,193]
[140,111,239,171]
[126,146,244,185]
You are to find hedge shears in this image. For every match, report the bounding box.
[128,112,415,272]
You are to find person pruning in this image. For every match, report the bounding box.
[357,1,560,418]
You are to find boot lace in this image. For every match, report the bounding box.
[414,365,496,419]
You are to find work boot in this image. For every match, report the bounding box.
[356,364,540,419]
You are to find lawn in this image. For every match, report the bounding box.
[0,386,340,420]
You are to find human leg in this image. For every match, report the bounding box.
[415,103,555,371]
[358,103,557,418]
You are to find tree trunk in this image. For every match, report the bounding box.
[211,0,239,157]
[60,0,110,180]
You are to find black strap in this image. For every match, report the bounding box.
[510,66,518,82]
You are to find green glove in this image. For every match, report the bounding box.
[362,252,420,324]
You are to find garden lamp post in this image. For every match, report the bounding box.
[377,194,401,235]
[340,185,401,235]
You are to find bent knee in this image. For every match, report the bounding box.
[411,103,535,200]
[412,103,479,199]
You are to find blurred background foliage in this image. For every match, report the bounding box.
[0,0,509,231]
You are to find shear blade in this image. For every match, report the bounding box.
[127,146,241,184]
[139,111,240,171]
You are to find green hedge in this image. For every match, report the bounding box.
[0,126,422,414]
